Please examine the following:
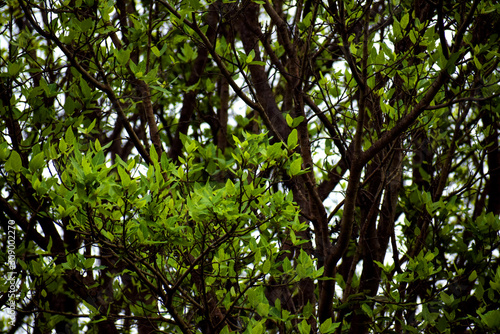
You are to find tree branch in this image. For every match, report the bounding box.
[19,0,153,165]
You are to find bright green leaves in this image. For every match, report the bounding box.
[151,44,167,58]
[468,266,500,331]
[215,35,231,58]
[287,129,298,148]
[246,49,266,66]
[113,48,131,65]
[0,142,9,162]
[296,249,323,280]
[283,129,308,177]
[391,10,417,43]
[439,291,454,306]
[29,152,45,172]
[400,12,410,30]
[65,127,75,145]
[129,60,159,83]
[179,43,198,62]
[437,51,460,74]
[406,249,442,280]
[298,319,311,334]
[480,310,500,330]
[61,253,99,271]
[317,70,343,99]
[286,114,305,128]
[5,150,46,173]
[247,286,268,312]
[185,0,202,11]
[232,132,285,175]
[392,16,402,41]
[145,131,318,330]
[5,150,22,173]
[289,155,303,176]
[320,317,341,333]
[7,61,23,77]
[117,165,131,187]
[74,17,94,32]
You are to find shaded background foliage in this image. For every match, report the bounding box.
[1,0,500,333]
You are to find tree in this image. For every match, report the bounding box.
[1,0,500,332]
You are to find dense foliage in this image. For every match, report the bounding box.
[1,0,500,333]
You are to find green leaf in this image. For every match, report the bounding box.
[83,257,95,269]
[256,303,269,317]
[79,77,91,98]
[400,12,409,30]
[283,257,292,272]
[129,60,138,74]
[5,150,22,172]
[248,60,266,66]
[205,78,215,92]
[101,230,115,241]
[150,145,158,164]
[8,62,21,77]
[286,115,305,128]
[29,152,45,172]
[474,56,482,69]
[289,157,302,176]
[301,12,313,29]
[82,299,99,315]
[94,139,102,152]
[319,318,341,334]
[440,291,454,305]
[292,116,304,127]
[361,303,373,317]
[225,178,235,196]
[481,310,500,329]
[59,138,68,152]
[187,0,201,10]
[251,321,264,334]
[286,114,293,127]
[287,129,298,148]
[303,302,314,318]
[66,127,75,145]
[409,30,417,44]
[151,46,161,57]
[181,43,196,62]
[114,48,131,65]
[246,49,255,63]
[0,142,9,161]
[468,270,477,282]
[262,260,271,274]
[117,166,131,187]
[297,264,306,278]
[298,320,311,334]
